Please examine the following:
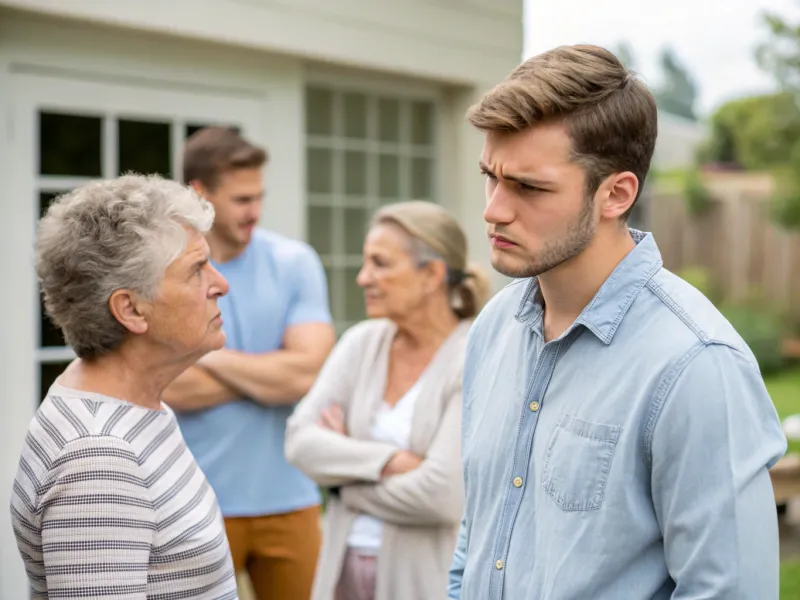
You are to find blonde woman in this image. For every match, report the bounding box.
[285,201,490,600]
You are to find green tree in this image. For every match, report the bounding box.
[698,91,800,228]
[756,7,800,91]
[752,4,800,229]
[654,46,698,121]
[698,92,800,170]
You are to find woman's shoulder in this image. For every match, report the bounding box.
[32,391,171,457]
[19,399,148,486]
[444,320,473,358]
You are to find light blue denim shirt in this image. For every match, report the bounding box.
[448,230,787,600]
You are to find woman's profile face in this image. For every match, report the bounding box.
[356,223,443,321]
[141,228,230,359]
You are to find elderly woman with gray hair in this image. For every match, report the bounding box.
[9,175,238,599]
[285,200,490,600]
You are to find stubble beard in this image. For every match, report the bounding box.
[492,196,596,279]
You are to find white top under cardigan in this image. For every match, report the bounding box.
[347,381,422,553]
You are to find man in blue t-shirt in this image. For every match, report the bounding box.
[164,126,336,599]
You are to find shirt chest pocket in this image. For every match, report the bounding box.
[541,412,621,511]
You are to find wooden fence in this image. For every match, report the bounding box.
[647,171,800,322]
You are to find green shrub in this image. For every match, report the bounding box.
[772,188,800,229]
[682,169,713,216]
[768,164,800,230]
[677,266,716,302]
[720,304,787,374]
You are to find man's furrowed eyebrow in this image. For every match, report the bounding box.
[506,174,556,188]
[479,161,555,187]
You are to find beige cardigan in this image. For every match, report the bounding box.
[285,317,470,600]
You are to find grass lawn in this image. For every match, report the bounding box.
[767,367,800,456]
[768,367,800,422]
[783,561,800,599]
[767,367,800,598]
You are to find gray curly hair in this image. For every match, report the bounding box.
[36,174,215,359]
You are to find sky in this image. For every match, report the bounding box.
[524,0,800,117]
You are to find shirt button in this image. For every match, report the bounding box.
[495,559,504,570]
[513,476,523,488]
[529,401,540,412]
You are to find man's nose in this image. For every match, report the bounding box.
[484,182,514,225]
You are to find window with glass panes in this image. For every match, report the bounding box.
[36,113,239,401]
[305,86,438,333]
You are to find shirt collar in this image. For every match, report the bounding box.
[514,229,663,344]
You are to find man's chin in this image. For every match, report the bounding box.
[491,252,535,279]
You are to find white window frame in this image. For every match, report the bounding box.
[11,72,265,401]
[304,74,444,333]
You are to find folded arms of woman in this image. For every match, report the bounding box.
[338,392,464,527]
[285,325,399,488]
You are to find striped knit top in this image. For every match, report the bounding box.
[10,383,239,599]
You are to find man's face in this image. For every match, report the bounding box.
[480,121,598,279]
[143,229,229,360]
[198,167,264,249]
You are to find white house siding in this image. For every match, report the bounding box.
[0,0,522,86]
[653,111,707,171]
[0,3,522,596]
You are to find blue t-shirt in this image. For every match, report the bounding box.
[175,228,333,517]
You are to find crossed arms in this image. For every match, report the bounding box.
[284,324,464,526]
[162,321,335,410]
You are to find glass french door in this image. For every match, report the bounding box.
[12,73,264,402]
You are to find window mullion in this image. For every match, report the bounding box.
[103,114,117,178]
[305,84,438,332]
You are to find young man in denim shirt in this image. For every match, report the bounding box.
[448,44,787,600]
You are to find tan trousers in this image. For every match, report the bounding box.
[335,548,377,600]
[225,505,321,600]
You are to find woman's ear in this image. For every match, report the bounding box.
[108,289,149,335]
[425,260,449,294]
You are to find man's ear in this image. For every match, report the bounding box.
[598,171,639,220]
[108,289,149,335]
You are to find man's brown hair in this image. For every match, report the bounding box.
[182,126,268,189]
[467,44,658,219]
